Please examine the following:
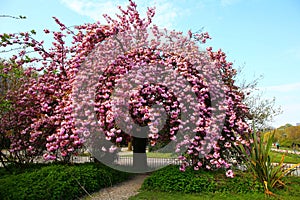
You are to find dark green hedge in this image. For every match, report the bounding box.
[141,165,263,194]
[0,163,130,200]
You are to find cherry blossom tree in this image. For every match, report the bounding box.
[0,59,27,169]
[0,64,36,165]
[0,0,252,176]
[0,16,116,164]
[71,1,252,174]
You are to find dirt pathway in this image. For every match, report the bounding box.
[82,174,149,200]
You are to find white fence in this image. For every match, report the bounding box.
[70,155,300,176]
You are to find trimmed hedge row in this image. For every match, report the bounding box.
[141,165,264,194]
[0,163,130,200]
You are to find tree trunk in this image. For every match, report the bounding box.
[0,151,11,173]
[132,136,148,171]
[128,140,133,151]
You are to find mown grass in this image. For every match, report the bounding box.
[129,190,300,200]
[120,152,177,158]
[270,151,300,163]
[146,152,177,158]
[129,191,267,200]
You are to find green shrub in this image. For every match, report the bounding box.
[0,162,130,200]
[0,162,52,177]
[141,165,263,194]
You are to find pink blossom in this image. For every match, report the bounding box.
[109,146,117,153]
[61,151,68,157]
[213,152,220,159]
[116,137,122,143]
[226,170,234,178]
[224,142,231,148]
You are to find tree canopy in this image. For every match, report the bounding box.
[0,0,253,176]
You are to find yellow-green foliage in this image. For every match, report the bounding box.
[264,124,300,147]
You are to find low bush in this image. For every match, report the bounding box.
[0,162,130,200]
[141,165,263,194]
[0,162,51,177]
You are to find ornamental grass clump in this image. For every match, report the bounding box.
[239,127,300,196]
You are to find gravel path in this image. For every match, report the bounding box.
[82,174,149,200]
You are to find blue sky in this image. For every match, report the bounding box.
[1,0,300,128]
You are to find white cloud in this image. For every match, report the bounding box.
[272,103,300,127]
[59,0,127,23]
[59,0,186,29]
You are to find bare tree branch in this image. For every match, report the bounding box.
[0,15,26,19]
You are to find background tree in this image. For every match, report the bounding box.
[0,59,33,167]
[0,18,115,164]
[236,68,282,130]
[264,124,300,147]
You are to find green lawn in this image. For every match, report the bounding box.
[129,191,267,200]
[146,152,177,158]
[129,190,300,200]
[120,152,177,158]
[270,151,300,163]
